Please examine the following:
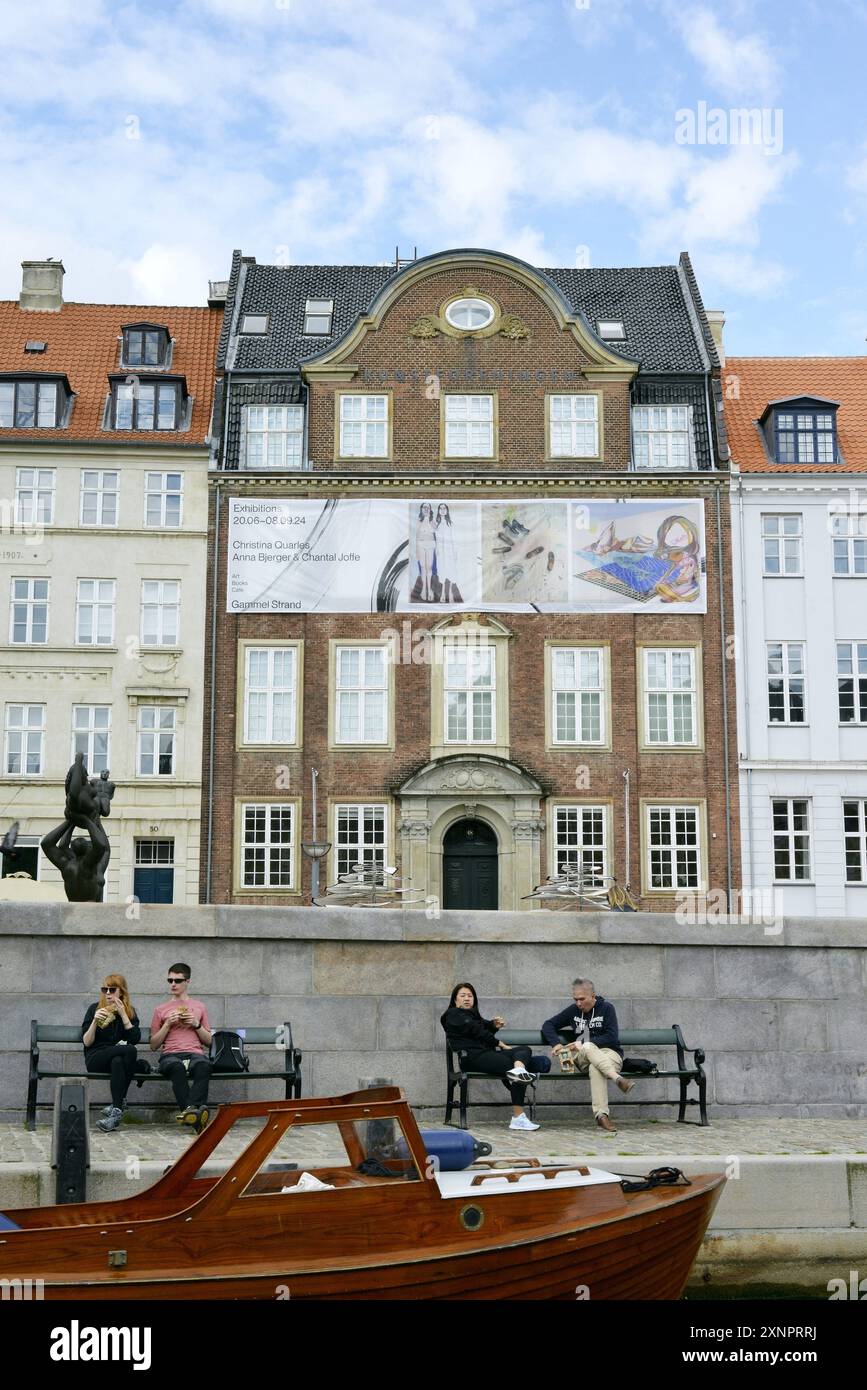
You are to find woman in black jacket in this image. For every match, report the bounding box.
[440,982,540,1131]
[81,973,141,1132]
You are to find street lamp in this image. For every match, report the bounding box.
[301,769,331,903]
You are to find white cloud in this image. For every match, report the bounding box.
[671,7,780,101]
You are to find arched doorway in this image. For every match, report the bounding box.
[442,819,498,911]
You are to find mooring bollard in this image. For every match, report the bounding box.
[51,1079,90,1204]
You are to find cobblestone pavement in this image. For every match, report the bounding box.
[0,1115,863,1167]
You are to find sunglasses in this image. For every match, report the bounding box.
[167,977,186,985]
[100,986,117,994]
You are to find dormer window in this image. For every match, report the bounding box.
[109,376,185,431]
[0,375,68,429]
[775,409,836,464]
[304,299,334,334]
[121,324,170,369]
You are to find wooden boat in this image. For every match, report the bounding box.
[0,1087,723,1300]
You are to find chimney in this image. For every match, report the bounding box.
[706,309,725,366]
[20,259,65,312]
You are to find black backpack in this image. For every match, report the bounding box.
[209,1029,250,1073]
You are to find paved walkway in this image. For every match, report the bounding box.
[1,1116,863,1166]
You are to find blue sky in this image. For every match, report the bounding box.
[2,0,866,355]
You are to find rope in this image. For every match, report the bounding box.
[617,1166,692,1193]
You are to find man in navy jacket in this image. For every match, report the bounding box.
[541,977,633,1133]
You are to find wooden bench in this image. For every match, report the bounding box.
[26,1021,302,1130]
[444,1027,708,1128]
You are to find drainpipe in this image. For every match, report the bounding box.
[714,465,734,906]
[736,472,755,897]
[622,769,631,889]
[205,482,221,902]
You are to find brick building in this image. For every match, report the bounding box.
[202,248,739,911]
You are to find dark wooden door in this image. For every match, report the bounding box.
[442,819,498,911]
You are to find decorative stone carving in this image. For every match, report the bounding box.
[435,768,508,792]
[511,819,545,840]
[399,755,542,799]
[408,315,440,338]
[498,313,531,340]
[398,820,432,839]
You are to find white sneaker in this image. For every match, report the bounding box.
[506,1066,533,1083]
[509,1113,540,1131]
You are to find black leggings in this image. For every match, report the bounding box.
[86,1045,138,1108]
[466,1045,534,1105]
[158,1053,211,1108]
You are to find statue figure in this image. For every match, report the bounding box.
[0,821,30,877]
[40,754,115,902]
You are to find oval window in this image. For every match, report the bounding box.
[445,297,495,331]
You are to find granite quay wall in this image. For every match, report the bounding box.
[0,904,864,1122]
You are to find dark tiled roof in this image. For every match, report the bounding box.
[223,254,707,375]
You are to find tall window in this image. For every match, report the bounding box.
[5,704,44,775]
[338,394,388,458]
[843,800,867,883]
[549,395,599,458]
[334,804,387,877]
[632,405,692,470]
[112,380,181,431]
[775,410,836,464]
[72,706,111,774]
[767,642,806,723]
[443,395,494,458]
[140,581,179,648]
[551,647,605,744]
[137,706,176,776]
[241,803,295,888]
[0,379,60,428]
[646,805,702,890]
[244,406,304,469]
[244,647,297,743]
[15,469,55,526]
[9,578,49,644]
[553,805,607,885]
[643,648,698,744]
[80,471,119,526]
[334,645,388,744]
[762,514,803,575]
[144,472,183,527]
[772,799,811,881]
[76,580,116,646]
[304,299,334,335]
[837,642,867,723]
[444,642,495,743]
[832,514,867,575]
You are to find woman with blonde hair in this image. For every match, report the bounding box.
[81,973,141,1131]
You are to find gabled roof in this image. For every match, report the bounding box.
[221,250,709,375]
[725,357,867,473]
[0,300,223,445]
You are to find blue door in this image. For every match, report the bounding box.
[133,865,174,903]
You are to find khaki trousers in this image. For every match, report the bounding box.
[571,1043,623,1117]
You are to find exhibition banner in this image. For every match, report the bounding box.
[227,497,707,614]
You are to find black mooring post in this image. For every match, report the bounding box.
[51,1080,89,1204]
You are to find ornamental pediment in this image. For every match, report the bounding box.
[399,754,542,797]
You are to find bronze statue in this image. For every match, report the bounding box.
[40,754,115,902]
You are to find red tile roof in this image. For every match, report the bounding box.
[0,300,222,446]
[724,356,867,473]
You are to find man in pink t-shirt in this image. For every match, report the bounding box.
[150,962,213,1132]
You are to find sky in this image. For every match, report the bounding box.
[2,0,866,355]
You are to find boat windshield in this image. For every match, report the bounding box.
[233,1114,425,1197]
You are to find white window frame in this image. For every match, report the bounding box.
[243,405,305,470]
[14,468,55,526]
[333,803,388,879]
[140,580,180,649]
[71,705,111,774]
[75,579,116,647]
[836,642,867,724]
[304,299,334,335]
[632,404,694,470]
[136,705,176,777]
[552,804,608,885]
[767,641,807,724]
[241,802,296,889]
[843,799,867,884]
[4,703,45,776]
[9,577,49,645]
[80,470,119,527]
[244,646,298,744]
[334,644,389,745]
[144,472,184,528]
[338,394,388,458]
[551,646,606,745]
[772,797,812,883]
[645,803,703,891]
[832,514,867,576]
[444,297,495,331]
[548,394,599,459]
[443,394,495,459]
[642,647,698,746]
[443,641,496,744]
[761,513,803,576]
